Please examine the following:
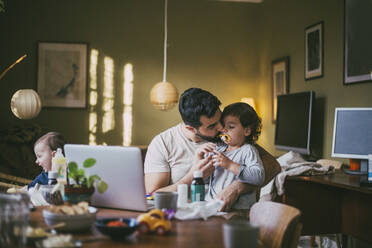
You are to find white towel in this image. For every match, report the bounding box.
[175,199,224,220]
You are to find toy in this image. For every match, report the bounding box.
[137,209,171,235]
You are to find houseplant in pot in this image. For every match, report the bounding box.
[64,158,108,204]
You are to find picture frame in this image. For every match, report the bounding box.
[272,57,289,123]
[37,42,88,108]
[344,0,372,85]
[305,21,323,80]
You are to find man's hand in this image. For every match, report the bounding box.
[196,142,216,160]
[215,182,241,212]
[189,155,215,180]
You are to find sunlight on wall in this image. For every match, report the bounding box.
[89,49,99,145]
[102,56,115,133]
[123,63,133,146]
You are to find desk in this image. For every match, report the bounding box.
[30,207,227,248]
[281,171,372,243]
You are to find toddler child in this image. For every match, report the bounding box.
[203,102,265,210]
[28,132,65,189]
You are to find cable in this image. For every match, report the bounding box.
[162,0,168,83]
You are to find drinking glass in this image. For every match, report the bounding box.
[0,193,30,248]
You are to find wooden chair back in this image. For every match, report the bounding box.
[249,201,302,248]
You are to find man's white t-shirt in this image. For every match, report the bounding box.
[144,123,205,184]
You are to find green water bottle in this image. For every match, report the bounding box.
[191,170,205,202]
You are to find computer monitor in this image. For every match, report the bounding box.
[274,91,315,155]
[331,108,372,174]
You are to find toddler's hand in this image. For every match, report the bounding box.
[212,151,233,170]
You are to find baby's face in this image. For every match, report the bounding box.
[221,115,251,147]
[34,141,53,172]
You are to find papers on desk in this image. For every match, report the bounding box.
[175,199,224,220]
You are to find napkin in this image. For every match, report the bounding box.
[175,199,224,220]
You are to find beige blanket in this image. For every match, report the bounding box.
[275,161,335,195]
[260,151,335,201]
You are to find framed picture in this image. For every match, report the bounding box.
[272,57,289,123]
[37,42,88,108]
[305,21,323,80]
[344,0,372,85]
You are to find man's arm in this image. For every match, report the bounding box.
[216,181,257,211]
[145,156,214,193]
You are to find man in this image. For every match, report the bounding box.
[145,88,279,211]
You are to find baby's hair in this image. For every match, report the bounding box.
[34,132,65,154]
[221,102,262,144]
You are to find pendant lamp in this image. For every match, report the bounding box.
[150,0,179,111]
[1,54,42,119]
[11,89,42,119]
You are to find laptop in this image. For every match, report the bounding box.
[64,144,151,211]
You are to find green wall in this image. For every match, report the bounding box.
[258,0,372,160]
[1,0,372,162]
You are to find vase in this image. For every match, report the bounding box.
[63,186,94,204]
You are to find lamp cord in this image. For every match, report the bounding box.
[0,54,27,80]
[162,0,168,83]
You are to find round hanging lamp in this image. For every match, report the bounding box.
[150,0,179,111]
[150,81,178,111]
[11,89,42,119]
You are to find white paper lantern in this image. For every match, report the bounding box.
[150,82,179,111]
[10,89,42,119]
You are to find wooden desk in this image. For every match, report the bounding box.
[281,171,372,243]
[30,207,227,248]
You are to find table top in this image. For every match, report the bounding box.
[287,170,372,194]
[29,207,228,248]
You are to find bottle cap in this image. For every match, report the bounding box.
[193,170,203,178]
[55,148,64,158]
[48,171,58,179]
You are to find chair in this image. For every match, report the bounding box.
[249,201,302,248]
[0,172,31,192]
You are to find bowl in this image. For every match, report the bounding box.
[95,218,138,239]
[40,185,64,205]
[42,206,97,232]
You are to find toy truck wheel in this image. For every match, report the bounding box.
[138,222,150,234]
[155,226,166,235]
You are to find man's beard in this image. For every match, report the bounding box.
[196,130,221,143]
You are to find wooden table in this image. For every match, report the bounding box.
[30,207,228,247]
[281,171,372,244]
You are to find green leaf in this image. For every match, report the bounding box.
[77,169,85,177]
[68,162,78,173]
[87,175,100,188]
[83,158,96,168]
[97,181,108,194]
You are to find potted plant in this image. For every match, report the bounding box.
[64,158,108,204]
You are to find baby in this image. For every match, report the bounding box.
[28,132,65,189]
[202,102,265,210]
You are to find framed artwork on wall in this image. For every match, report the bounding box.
[272,57,289,123]
[37,42,88,108]
[344,0,372,85]
[305,21,324,80]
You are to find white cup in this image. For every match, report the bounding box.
[223,220,259,248]
[177,184,188,208]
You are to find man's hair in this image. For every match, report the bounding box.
[221,102,262,144]
[34,132,66,154]
[179,88,221,128]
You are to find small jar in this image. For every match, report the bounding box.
[48,171,58,185]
